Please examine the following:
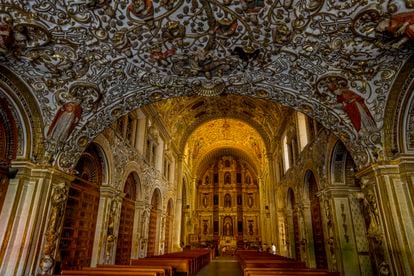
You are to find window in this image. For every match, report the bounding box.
[297,112,309,151]
[283,134,290,172]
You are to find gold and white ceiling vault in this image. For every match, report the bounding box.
[1,1,414,169]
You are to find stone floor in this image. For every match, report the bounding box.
[196,256,242,276]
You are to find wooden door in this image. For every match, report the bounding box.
[60,180,100,269]
[59,145,102,271]
[116,174,137,264]
[309,174,328,269]
[115,198,135,264]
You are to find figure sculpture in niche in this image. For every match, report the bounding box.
[225,173,231,184]
[248,222,253,235]
[224,194,231,207]
[225,222,232,236]
[327,80,376,134]
[47,102,82,143]
[376,11,414,48]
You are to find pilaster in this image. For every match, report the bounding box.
[356,157,414,276]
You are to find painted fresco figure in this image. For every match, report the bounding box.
[327,81,376,134]
[47,102,82,143]
[376,11,414,48]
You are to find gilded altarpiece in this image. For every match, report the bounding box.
[195,155,260,249]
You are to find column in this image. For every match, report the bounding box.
[356,158,414,276]
[92,186,122,266]
[0,161,74,276]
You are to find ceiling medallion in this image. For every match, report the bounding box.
[192,79,226,96]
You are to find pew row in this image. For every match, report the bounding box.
[237,250,338,276]
[131,249,212,276]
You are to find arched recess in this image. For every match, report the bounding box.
[0,65,44,161]
[164,199,173,253]
[148,188,162,256]
[59,143,104,271]
[116,172,139,264]
[304,171,327,269]
[287,188,301,261]
[0,99,18,213]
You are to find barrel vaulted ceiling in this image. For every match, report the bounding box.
[1,1,413,170]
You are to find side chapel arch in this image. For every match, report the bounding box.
[59,143,105,271]
[116,172,139,264]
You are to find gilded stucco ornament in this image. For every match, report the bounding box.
[0,1,412,169]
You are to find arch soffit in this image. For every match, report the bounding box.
[92,134,114,186]
[150,187,163,210]
[195,147,259,177]
[57,92,373,173]
[0,65,44,160]
[166,198,174,215]
[383,54,414,157]
[286,187,296,210]
[120,163,144,202]
[302,169,320,202]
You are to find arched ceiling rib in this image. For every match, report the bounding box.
[195,147,259,177]
[152,95,290,151]
[2,2,414,169]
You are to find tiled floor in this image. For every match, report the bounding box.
[196,256,242,276]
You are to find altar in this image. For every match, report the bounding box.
[219,236,237,250]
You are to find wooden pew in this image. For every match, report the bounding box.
[61,269,157,276]
[131,258,191,276]
[96,264,173,276]
[131,249,211,276]
[237,251,339,276]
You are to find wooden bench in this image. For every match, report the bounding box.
[131,258,191,276]
[131,249,212,276]
[237,251,339,276]
[96,264,173,276]
[61,269,157,276]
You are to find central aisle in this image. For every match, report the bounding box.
[196,256,242,276]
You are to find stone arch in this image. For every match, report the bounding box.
[92,135,115,186]
[0,65,44,161]
[0,99,18,213]
[120,162,143,201]
[383,54,414,157]
[88,135,112,186]
[57,92,370,172]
